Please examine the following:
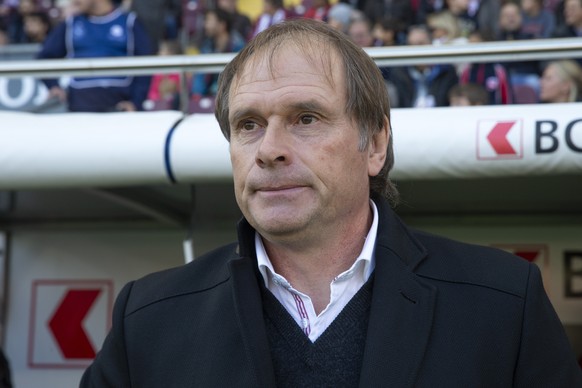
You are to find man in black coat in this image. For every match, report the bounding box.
[81,19,582,387]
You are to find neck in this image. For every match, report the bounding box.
[91,2,114,16]
[262,205,373,314]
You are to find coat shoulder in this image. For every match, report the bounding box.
[412,229,531,298]
[124,242,239,315]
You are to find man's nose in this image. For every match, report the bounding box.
[255,122,291,168]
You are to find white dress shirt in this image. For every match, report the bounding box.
[256,201,378,342]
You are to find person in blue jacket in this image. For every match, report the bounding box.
[37,0,153,112]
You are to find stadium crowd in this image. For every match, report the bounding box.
[0,0,581,111]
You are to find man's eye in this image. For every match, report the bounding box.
[241,121,257,131]
[299,115,317,125]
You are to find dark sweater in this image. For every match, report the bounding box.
[262,277,373,387]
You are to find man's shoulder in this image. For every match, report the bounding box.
[411,229,531,298]
[125,242,239,314]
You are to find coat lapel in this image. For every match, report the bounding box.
[229,257,277,387]
[228,220,277,387]
[359,201,437,387]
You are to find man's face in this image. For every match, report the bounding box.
[565,0,582,27]
[19,0,35,14]
[520,0,538,15]
[499,4,522,32]
[24,16,46,38]
[446,0,469,15]
[348,21,374,47]
[540,64,571,102]
[264,0,277,14]
[407,28,431,46]
[218,0,236,13]
[228,44,382,245]
[204,12,219,37]
[373,24,395,45]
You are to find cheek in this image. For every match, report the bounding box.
[318,141,367,181]
[558,81,571,94]
[230,149,249,185]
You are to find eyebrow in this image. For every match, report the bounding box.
[288,100,328,114]
[229,100,329,125]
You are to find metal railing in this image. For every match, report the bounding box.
[0,43,39,60]
[0,38,581,78]
[1,38,580,113]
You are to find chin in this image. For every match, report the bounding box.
[253,215,309,239]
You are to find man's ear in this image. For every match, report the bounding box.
[368,116,389,177]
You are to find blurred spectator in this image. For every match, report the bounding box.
[415,0,446,25]
[252,0,289,38]
[23,11,52,43]
[373,16,405,46]
[459,61,513,104]
[182,0,209,50]
[147,40,182,105]
[552,0,582,38]
[303,0,331,21]
[37,0,153,112]
[539,59,582,102]
[191,8,244,97]
[473,0,501,39]
[370,15,401,82]
[348,14,374,47]
[445,0,477,37]
[327,2,353,33]
[496,3,542,94]
[551,0,566,28]
[130,0,182,53]
[427,10,467,44]
[521,0,556,38]
[0,2,9,29]
[217,0,252,41]
[6,0,38,43]
[388,25,459,107]
[497,2,533,40]
[363,0,414,33]
[461,30,513,105]
[445,0,500,39]
[0,27,8,45]
[449,82,490,105]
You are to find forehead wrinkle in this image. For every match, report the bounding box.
[231,40,341,97]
